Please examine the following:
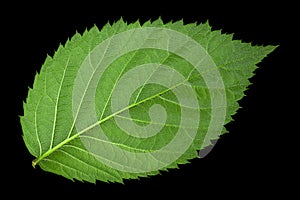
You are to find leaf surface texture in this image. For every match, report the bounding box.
[21,19,276,183]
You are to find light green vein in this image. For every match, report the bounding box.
[66,33,114,139]
[49,56,70,150]
[56,148,120,180]
[114,114,199,130]
[34,97,43,156]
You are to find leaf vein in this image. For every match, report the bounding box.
[48,56,71,151]
[56,148,120,180]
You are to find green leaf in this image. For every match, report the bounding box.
[21,18,277,183]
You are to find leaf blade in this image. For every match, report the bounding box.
[21,18,277,183]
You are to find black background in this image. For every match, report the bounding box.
[4,1,297,198]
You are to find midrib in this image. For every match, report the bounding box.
[32,71,198,167]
